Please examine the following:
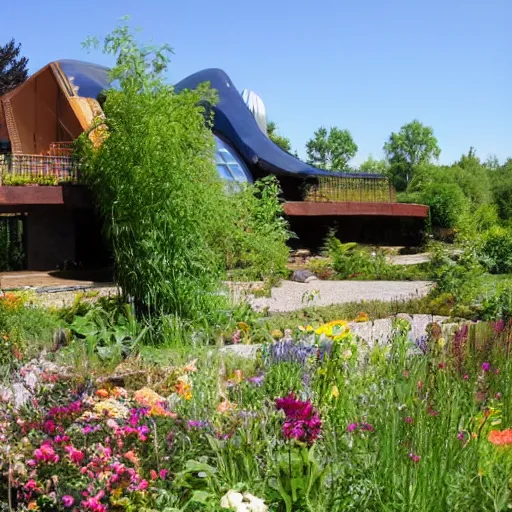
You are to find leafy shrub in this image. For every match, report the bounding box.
[427,241,484,301]
[420,182,468,229]
[479,226,512,274]
[222,176,291,281]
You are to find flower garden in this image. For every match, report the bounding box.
[3,293,512,512]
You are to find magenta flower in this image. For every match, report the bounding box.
[404,416,414,424]
[65,445,84,465]
[347,423,358,433]
[408,453,421,464]
[482,362,491,372]
[275,394,321,444]
[62,495,74,508]
[159,469,168,479]
[33,442,59,464]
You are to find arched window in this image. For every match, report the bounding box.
[214,135,253,183]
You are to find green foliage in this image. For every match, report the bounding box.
[419,182,468,229]
[0,38,28,96]
[67,300,146,364]
[384,119,441,191]
[222,176,291,281]
[493,158,512,221]
[479,226,512,274]
[77,22,230,323]
[267,121,292,153]
[322,233,427,281]
[357,154,389,174]
[306,126,358,171]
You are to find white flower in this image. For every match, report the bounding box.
[244,493,268,512]
[221,490,244,509]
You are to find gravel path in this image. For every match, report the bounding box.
[248,280,433,313]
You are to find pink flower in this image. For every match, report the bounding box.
[438,362,446,370]
[347,423,358,433]
[62,495,74,507]
[24,479,38,491]
[65,445,84,465]
[463,374,470,381]
[137,479,149,491]
[33,442,59,464]
[150,470,158,480]
[408,453,421,464]
[496,392,502,400]
[404,416,414,424]
[159,469,168,479]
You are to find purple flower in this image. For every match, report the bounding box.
[493,319,505,333]
[360,423,374,432]
[415,335,428,355]
[247,375,264,386]
[482,362,491,372]
[187,420,208,429]
[347,422,358,433]
[62,495,74,508]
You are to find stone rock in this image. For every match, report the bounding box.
[290,270,318,283]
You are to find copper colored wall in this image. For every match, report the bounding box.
[6,66,83,154]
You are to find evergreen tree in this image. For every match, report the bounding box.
[0,39,28,97]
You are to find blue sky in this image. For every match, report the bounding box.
[4,0,510,165]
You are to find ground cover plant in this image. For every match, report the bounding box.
[4,308,512,511]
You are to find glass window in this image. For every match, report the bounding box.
[57,60,110,100]
[214,135,252,183]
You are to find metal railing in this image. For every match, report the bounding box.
[0,154,78,186]
[301,175,395,203]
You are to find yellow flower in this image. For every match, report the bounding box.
[271,329,284,339]
[93,398,129,419]
[330,385,340,399]
[237,322,250,333]
[438,338,446,348]
[354,312,369,323]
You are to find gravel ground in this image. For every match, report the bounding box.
[248,280,433,313]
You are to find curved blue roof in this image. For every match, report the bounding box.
[174,68,383,179]
[57,60,110,100]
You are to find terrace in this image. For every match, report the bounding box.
[0,151,426,214]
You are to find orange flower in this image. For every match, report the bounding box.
[183,359,198,373]
[217,400,236,414]
[488,429,512,446]
[175,376,192,400]
[27,502,38,511]
[354,312,369,323]
[233,370,243,384]
[96,389,109,398]
[124,450,139,465]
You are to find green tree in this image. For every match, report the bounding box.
[306,126,358,171]
[358,154,389,174]
[493,158,512,220]
[78,22,229,322]
[0,39,28,96]
[383,119,441,191]
[267,121,292,153]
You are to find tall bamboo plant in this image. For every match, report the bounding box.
[77,21,230,324]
